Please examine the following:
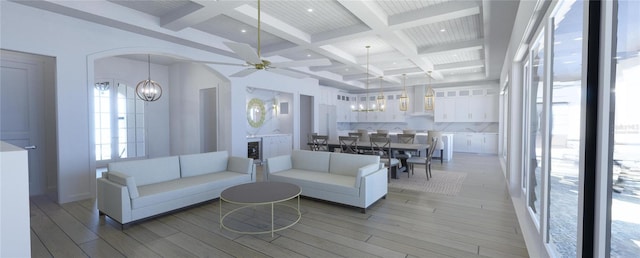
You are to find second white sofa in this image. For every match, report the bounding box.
[265,150,387,213]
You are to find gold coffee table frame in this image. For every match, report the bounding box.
[220,182,301,237]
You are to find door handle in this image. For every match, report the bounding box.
[24,145,37,150]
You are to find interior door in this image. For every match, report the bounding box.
[1,50,46,195]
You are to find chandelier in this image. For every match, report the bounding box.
[135,54,163,102]
[94,81,110,92]
[399,74,409,111]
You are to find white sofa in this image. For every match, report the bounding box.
[97,151,254,226]
[265,150,387,213]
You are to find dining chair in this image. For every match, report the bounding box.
[395,133,416,169]
[376,129,389,137]
[357,129,370,142]
[428,130,444,164]
[307,133,318,150]
[348,132,363,139]
[407,137,438,180]
[369,136,400,181]
[370,133,388,138]
[338,136,359,154]
[311,135,329,151]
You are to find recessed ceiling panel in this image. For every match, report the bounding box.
[279,49,325,61]
[109,0,190,17]
[329,36,395,56]
[193,15,286,49]
[252,1,363,35]
[373,59,415,70]
[425,49,483,64]
[403,14,482,48]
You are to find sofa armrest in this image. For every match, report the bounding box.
[228,156,253,174]
[107,171,139,198]
[355,163,382,187]
[266,155,292,175]
[97,177,133,224]
[359,167,388,208]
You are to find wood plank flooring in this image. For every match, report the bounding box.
[30,153,528,257]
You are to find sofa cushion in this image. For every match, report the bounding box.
[132,171,250,209]
[292,150,331,173]
[269,169,358,196]
[179,151,229,177]
[108,156,180,186]
[329,152,380,177]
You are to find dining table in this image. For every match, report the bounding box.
[322,140,429,156]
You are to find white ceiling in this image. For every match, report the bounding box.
[17,0,520,91]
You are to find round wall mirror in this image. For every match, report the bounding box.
[247,98,266,128]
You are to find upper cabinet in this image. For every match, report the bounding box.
[434,87,499,123]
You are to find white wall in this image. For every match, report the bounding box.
[168,62,230,155]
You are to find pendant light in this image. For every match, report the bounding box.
[424,71,434,110]
[354,46,374,112]
[376,76,386,112]
[399,74,409,111]
[135,54,163,102]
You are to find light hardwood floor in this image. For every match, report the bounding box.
[30,153,528,257]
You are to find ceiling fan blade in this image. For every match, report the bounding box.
[229,68,259,77]
[272,58,332,68]
[268,68,307,79]
[224,42,262,64]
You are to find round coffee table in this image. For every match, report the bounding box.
[219,182,301,237]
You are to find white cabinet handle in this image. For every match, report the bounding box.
[24,145,37,150]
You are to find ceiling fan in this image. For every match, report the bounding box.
[193,0,331,78]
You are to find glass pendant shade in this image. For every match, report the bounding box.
[135,55,163,102]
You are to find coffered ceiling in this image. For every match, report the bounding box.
[17,0,519,91]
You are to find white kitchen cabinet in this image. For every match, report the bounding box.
[452,132,498,154]
[481,133,499,154]
[434,90,456,122]
[435,88,499,123]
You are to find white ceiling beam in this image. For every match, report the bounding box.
[384,67,423,76]
[435,60,485,72]
[388,1,480,30]
[160,1,248,31]
[309,63,351,72]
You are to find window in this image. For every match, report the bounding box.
[609,0,640,256]
[526,30,545,224]
[546,0,583,256]
[94,80,145,165]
